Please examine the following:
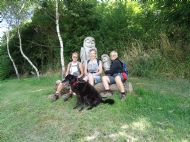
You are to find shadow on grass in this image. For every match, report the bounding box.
[80,88,190,142]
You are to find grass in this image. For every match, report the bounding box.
[0,75,190,142]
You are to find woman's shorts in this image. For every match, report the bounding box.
[94,75,102,84]
[108,73,125,84]
[83,74,102,84]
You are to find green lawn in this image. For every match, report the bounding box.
[0,75,190,142]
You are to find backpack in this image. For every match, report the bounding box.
[119,60,128,80]
[87,59,100,65]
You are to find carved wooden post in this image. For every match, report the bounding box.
[54,80,133,97]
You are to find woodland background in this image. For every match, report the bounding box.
[0,0,190,79]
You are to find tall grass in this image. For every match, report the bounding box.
[123,34,190,79]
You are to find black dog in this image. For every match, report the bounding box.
[62,74,114,111]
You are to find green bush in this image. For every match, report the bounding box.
[0,48,12,80]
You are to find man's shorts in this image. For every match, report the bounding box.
[108,73,125,84]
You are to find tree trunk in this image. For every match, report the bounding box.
[95,82,133,93]
[55,0,65,80]
[17,27,40,78]
[6,31,20,79]
[54,80,133,97]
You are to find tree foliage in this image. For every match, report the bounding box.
[0,0,190,79]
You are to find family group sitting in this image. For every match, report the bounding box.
[52,37,128,102]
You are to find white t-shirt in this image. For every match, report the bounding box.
[69,61,80,76]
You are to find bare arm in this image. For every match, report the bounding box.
[78,63,84,78]
[65,63,70,76]
[84,61,88,76]
[95,61,102,76]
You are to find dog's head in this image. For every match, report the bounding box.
[62,74,77,85]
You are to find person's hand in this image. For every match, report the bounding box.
[105,71,109,74]
[92,73,98,76]
[62,82,67,86]
[77,76,82,79]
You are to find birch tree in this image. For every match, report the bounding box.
[55,0,65,79]
[16,1,40,78]
[6,30,20,79]
[17,27,40,78]
[1,2,20,79]
[1,0,40,78]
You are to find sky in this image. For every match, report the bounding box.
[0,3,34,41]
[0,20,7,36]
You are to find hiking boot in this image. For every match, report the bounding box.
[120,92,127,101]
[51,93,61,102]
[63,93,73,102]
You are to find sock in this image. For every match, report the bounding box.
[121,92,126,95]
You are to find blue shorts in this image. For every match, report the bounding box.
[94,75,102,84]
[108,73,125,84]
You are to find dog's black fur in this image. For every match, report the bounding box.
[62,74,114,111]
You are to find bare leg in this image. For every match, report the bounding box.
[55,83,64,94]
[115,76,125,93]
[88,73,95,86]
[102,76,110,90]
[102,76,113,96]
[115,76,126,101]
[52,82,65,101]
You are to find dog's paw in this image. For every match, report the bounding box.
[79,107,84,111]
[73,106,78,109]
[87,106,93,110]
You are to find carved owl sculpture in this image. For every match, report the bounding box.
[101,54,111,71]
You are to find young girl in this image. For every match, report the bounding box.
[52,52,83,101]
